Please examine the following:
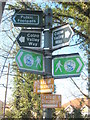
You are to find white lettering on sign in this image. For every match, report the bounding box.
[55,40,62,44]
[54,30,63,36]
[42,104,58,108]
[27,33,39,38]
[17,19,37,23]
[54,35,64,40]
[21,15,34,20]
[33,78,54,93]
[27,38,40,42]
[28,42,32,45]
[28,42,38,46]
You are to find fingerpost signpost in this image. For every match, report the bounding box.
[52,53,84,78]
[12,8,84,119]
[12,10,43,27]
[16,29,42,48]
[15,49,44,74]
[52,24,74,49]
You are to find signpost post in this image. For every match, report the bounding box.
[52,24,74,49]
[16,29,42,48]
[13,8,85,120]
[12,10,43,27]
[52,53,84,78]
[15,49,44,74]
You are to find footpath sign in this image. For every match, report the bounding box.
[41,94,61,108]
[52,24,74,49]
[52,53,84,78]
[15,49,44,74]
[17,29,42,48]
[12,10,43,27]
[33,78,54,94]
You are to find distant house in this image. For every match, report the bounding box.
[0,100,3,118]
[62,98,90,117]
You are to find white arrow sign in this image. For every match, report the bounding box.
[19,36,25,43]
[12,15,16,23]
[76,58,83,72]
[65,31,70,38]
[52,24,74,49]
[17,51,23,66]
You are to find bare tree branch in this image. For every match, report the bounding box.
[70,77,89,98]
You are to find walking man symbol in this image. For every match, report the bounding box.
[36,56,41,68]
[55,60,63,72]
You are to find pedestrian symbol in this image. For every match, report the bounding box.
[36,56,41,68]
[55,60,63,72]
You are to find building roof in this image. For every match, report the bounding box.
[62,98,90,109]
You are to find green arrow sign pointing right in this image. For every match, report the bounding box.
[15,49,44,74]
[52,53,84,78]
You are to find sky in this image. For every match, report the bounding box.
[0,0,88,105]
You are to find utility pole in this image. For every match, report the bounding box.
[43,8,52,119]
[3,63,10,118]
[88,43,90,117]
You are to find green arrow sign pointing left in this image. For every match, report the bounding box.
[52,53,84,78]
[15,49,44,74]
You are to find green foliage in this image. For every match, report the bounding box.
[55,108,66,119]
[66,107,83,119]
[11,70,42,119]
[72,107,82,118]
[5,110,15,118]
[52,2,90,51]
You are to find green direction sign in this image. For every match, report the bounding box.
[52,24,74,49]
[52,53,84,78]
[12,10,43,27]
[15,49,44,74]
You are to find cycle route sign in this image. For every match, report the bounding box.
[52,53,84,78]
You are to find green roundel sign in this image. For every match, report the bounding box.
[15,49,44,74]
[52,53,84,78]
